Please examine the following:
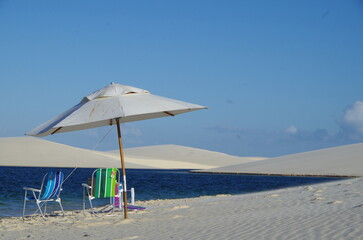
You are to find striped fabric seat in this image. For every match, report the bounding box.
[41,171,64,200]
[93,168,117,198]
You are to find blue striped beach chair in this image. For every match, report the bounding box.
[23,171,65,220]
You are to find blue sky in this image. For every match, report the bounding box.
[1,1,363,157]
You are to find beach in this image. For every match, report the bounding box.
[1,177,363,239]
[1,137,363,239]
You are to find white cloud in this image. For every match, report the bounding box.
[340,101,363,138]
[342,101,363,131]
[285,126,298,135]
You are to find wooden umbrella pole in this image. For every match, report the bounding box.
[116,118,128,219]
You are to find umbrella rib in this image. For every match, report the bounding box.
[164,111,175,116]
[51,127,62,135]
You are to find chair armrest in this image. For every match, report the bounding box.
[23,187,41,192]
[81,183,91,188]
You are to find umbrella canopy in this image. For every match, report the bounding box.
[27,82,207,219]
[27,83,206,137]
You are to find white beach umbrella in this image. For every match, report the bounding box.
[26,82,207,219]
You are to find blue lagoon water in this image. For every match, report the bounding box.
[0,167,343,217]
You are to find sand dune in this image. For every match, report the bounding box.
[0,137,263,169]
[6,136,363,177]
[0,137,133,168]
[105,145,266,169]
[196,143,363,177]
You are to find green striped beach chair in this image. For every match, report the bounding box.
[23,171,65,220]
[82,168,135,215]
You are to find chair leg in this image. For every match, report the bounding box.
[36,202,46,214]
[83,186,96,216]
[22,191,28,220]
[57,199,65,217]
[89,197,95,215]
[36,200,46,220]
[82,187,86,215]
[43,202,47,215]
[131,188,135,205]
[109,197,114,214]
[120,191,124,209]
[118,194,122,209]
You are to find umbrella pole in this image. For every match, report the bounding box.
[116,119,128,219]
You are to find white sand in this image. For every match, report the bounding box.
[1,177,363,239]
[0,137,264,169]
[197,143,363,177]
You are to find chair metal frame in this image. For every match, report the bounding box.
[23,171,65,220]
